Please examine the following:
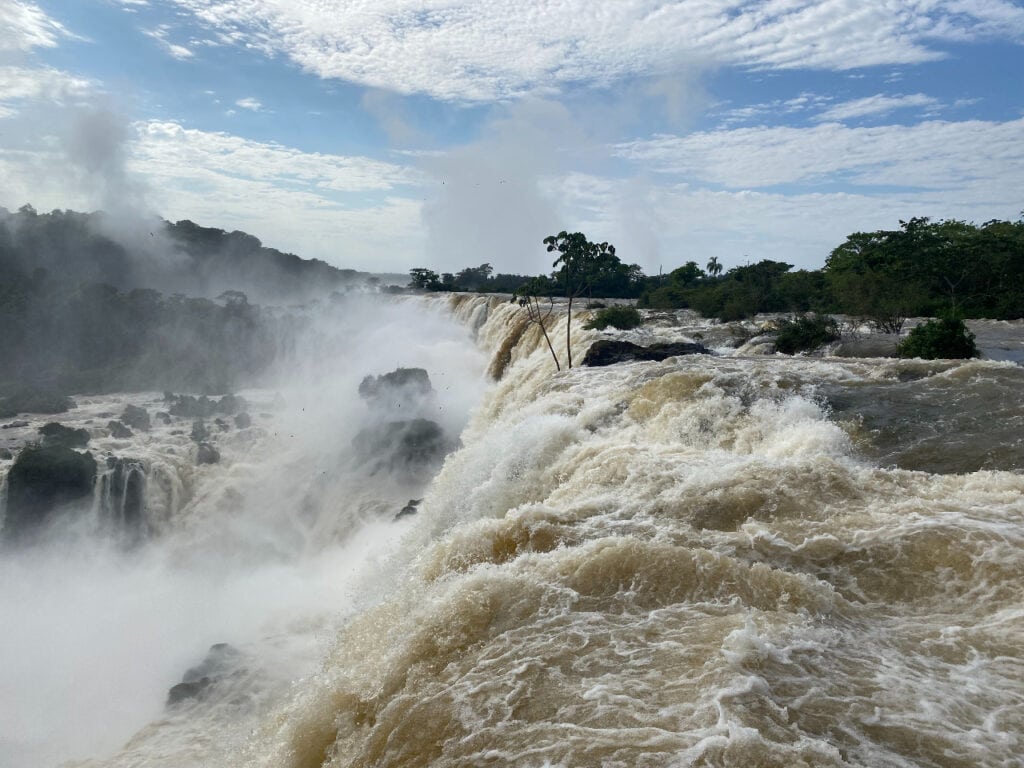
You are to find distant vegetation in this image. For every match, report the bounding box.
[584,306,643,331]
[0,205,370,399]
[408,217,1024,327]
[0,205,370,304]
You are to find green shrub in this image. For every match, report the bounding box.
[584,305,643,331]
[773,313,840,354]
[898,318,977,359]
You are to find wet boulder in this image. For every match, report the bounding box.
[196,442,220,465]
[831,336,901,358]
[0,447,12,460]
[39,422,90,448]
[0,390,74,418]
[167,643,242,706]
[2,421,29,429]
[582,340,710,367]
[190,420,209,442]
[396,499,422,519]
[353,419,456,478]
[358,368,434,413]
[234,412,251,429]
[120,404,151,432]
[4,446,97,541]
[107,420,133,439]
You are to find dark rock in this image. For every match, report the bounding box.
[831,336,901,358]
[396,499,422,519]
[196,442,220,465]
[214,418,229,431]
[167,678,213,705]
[107,420,133,438]
[99,457,147,534]
[120,404,151,432]
[353,419,456,477]
[216,394,246,415]
[156,411,171,424]
[581,340,710,367]
[0,390,74,419]
[168,394,215,419]
[3,421,29,429]
[39,422,90,448]
[234,412,251,429]
[4,446,97,541]
[0,447,12,460]
[358,368,434,412]
[190,420,208,442]
[166,393,245,419]
[167,643,242,707]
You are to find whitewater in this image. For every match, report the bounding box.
[1,294,1022,768]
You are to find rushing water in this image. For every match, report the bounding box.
[2,296,1022,768]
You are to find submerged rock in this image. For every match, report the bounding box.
[107,420,133,439]
[396,499,422,519]
[120,404,151,432]
[196,442,220,465]
[190,420,209,442]
[4,446,97,541]
[581,340,710,367]
[831,335,901,358]
[358,367,435,413]
[354,419,456,478]
[0,447,12,460]
[167,643,242,706]
[2,421,29,429]
[234,412,251,429]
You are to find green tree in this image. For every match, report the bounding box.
[706,256,722,278]
[511,276,561,371]
[408,268,441,291]
[544,231,617,368]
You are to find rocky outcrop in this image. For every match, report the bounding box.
[39,422,90,449]
[196,442,220,465]
[359,368,434,413]
[3,446,97,541]
[0,390,74,418]
[120,404,151,431]
[167,643,242,706]
[353,419,456,478]
[107,420,133,439]
[581,340,710,367]
[831,336,901,358]
[396,499,422,519]
[165,393,247,419]
[234,412,251,429]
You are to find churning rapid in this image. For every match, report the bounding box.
[3,295,1023,768]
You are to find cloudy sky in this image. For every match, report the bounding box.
[1,0,1022,276]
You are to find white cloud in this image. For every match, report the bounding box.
[167,0,1024,101]
[0,0,70,52]
[142,24,195,60]
[814,93,940,122]
[0,65,96,116]
[615,118,1024,194]
[234,97,261,111]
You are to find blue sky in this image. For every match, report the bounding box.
[1,0,1022,276]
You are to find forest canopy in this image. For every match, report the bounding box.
[408,217,1024,327]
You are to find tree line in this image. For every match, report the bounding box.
[408,217,1024,328]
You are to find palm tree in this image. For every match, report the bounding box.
[706,256,722,278]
